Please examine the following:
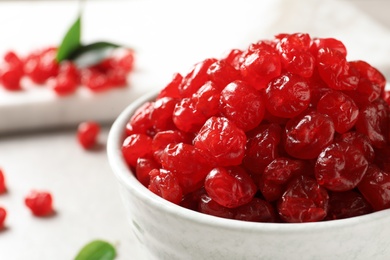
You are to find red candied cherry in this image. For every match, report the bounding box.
[349,60,386,93]
[0,169,6,194]
[355,99,389,148]
[160,143,212,193]
[336,131,375,163]
[24,47,59,84]
[157,73,183,99]
[135,157,159,187]
[307,72,332,107]
[25,190,54,217]
[198,193,236,219]
[317,90,359,133]
[284,110,335,159]
[278,175,329,223]
[265,73,311,118]
[310,37,347,57]
[220,48,243,70]
[234,198,277,223]
[51,61,79,96]
[317,47,359,91]
[243,123,282,175]
[240,47,282,90]
[122,134,153,168]
[152,130,191,163]
[220,80,265,131]
[127,101,154,135]
[82,69,110,92]
[207,60,241,90]
[315,142,368,191]
[194,117,247,166]
[106,68,127,87]
[172,97,208,133]
[358,165,390,211]
[192,81,221,118]
[150,97,177,131]
[344,77,382,107]
[277,33,315,78]
[0,207,6,229]
[326,190,372,220]
[205,166,257,208]
[77,121,100,150]
[259,157,309,202]
[178,58,217,97]
[374,145,390,172]
[117,49,135,72]
[180,187,206,211]
[1,51,24,91]
[148,169,183,204]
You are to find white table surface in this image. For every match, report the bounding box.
[1,0,390,259]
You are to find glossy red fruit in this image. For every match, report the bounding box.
[310,37,347,57]
[315,142,368,191]
[152,130,190,163]
[0,207,6,229]
[207,60,241,90]
[77,121,100,150]
[0,169,6,194]
[148,169,183,204]
[25,190,54,217]
[1,51,24,90]
[179,58,217,97]
[336,131,375,163]
[349,60,386,93]
[160,143,212,193]
[192,81,221,118]
[355,99,389,148]
[284,110,335,159]
[150,97,178,131]
[24,48,59,84]
[278,175,329,223]
[234,198,277,223]
[117,50,135,72]
[317,90,359,133]
[127,102,154,135]
[172,97,208,133]
[135,157,159,187]
[265,73,310,118]
[326,191,372,220]
[243,124,281,175]
[198,193,236,219]
[205,166,257,208]
[157,73,183,99]
[220,80,265,131]
[194,117,247,166]
[317,47,359,91]
[122,134,153,168]
[358,165,390,211]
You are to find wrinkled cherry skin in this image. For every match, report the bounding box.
[135,157,159,187]
[127,102,154,135]
[278,175,329,223]
[358,165,390,211]
[207,60,241,90]
[0,207,6,229]
[220,80,265,131]
[172,98,207,133]
[317,47,359,91]
[355,99,389,148]
[157,73,183,99]
[25,190,54,217]
[284,110,335,159]
[148,169,183,205]
[122,134,153,168]
[198,193,236,219]
[234,198,277,223]
[194,117,247,166]
[326,191,372,220]
[243,123,281,175]
[205,166,257,208]
[315,142,368,191]
[310,37,347,57]
[317,90,359,133]
[160,143,212,193]
[265,73,311,118]
[150,97,177,132]
[336,131,375,163]
[152,130,190,163]
[350,60,386,93]
[192,81,221,118]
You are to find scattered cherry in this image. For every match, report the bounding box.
[25,190,54,217]
[0,207,6,229]
[0,169,6,194]
[77,121,101,150]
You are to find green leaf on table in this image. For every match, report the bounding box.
[56,14,82,63]
[74,240,116,260]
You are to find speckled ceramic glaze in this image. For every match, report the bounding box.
[107,91,390,260]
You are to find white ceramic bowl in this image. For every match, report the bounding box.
[107,91,390,260]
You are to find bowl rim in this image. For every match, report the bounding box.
[107,89,390,233]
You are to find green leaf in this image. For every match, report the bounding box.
[74,240,116,260]
[56,14,82,63]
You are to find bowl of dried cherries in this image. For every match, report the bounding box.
[107,33,390,260]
